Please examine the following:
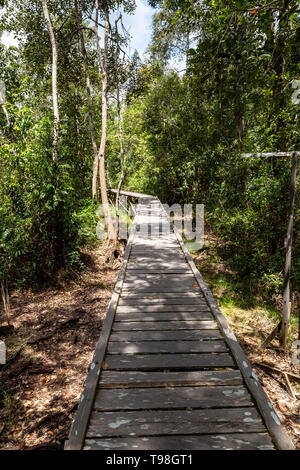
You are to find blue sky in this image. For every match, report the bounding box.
[122,0,155,58]
[1,0,155,58]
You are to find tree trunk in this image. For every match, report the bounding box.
[271,0,290,138]
[280,153,297,349]
[235,63,244,153]
[97,3,115,240]
[75,0,99,197]
[41,0,59,162]
[114,17,125,242]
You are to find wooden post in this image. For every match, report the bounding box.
[281,152,297,348]
[242,151,298,350]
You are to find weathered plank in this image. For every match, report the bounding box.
[120,292,203,299]
[126,269,191,274]
[125,273,196,281]
[118,297,205,305]
[107,340,227,354]
[129,255,186,262]
[99,370,242,388]
[127,260,188,267]
[84,433,275,450]
[112,320,218,331]
[127,265,189,272]
[114,311,214,322]
[104,352,235,369]
[122,288,200,293]
[86,407,265,438]
[130,250,184,257]
[131,246,179,251]
[116,304,209,313]
[109,329,222,342]
[93,386,252,411]
[122,274,200,290]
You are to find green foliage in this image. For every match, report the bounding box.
[1,0,300,298]
[0,107,81,285]
[120,0,300,291]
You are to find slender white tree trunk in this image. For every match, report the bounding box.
[114,17,125,242]
[41,0,59,161]
[75,0,99,197]
[97,3,115,239]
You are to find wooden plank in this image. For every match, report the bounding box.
[84,433,275,450]
[122,275,200,291]
[127,258,187,265]
[109,329,222,342]
[121,292,203,299]
[112,320,218,331]
[86,407,265,437]
[132,241,178,245]
[126,270,191,274]
[93,385,252,411]
[130,250,183,256]
[114,312,214,322]
[104,353,234,369]
[124,273,196,281]
[64,221,137,450]
[131,248,180,253]
[99,370,243,388]
[118,297,205,305]
[122,287,200,293]
[129,255,186,262]
[107,340,227,354]
[116,304,209,313]
[127,265,188,270]
[169,202,295,450]
[131,244,179,251]
[123,283,197,290]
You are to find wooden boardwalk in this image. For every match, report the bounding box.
[65,193,294,450]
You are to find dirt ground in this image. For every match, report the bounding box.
[0,243,121,450]
[192,229,300,449]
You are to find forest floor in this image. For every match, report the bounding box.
[0,242,121,450]
[192,228,300,449]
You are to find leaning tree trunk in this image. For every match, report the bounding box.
[75,0,99,197]
[97,3,115,240]
[41,0,59,161]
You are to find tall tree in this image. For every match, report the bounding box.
[96,0,115,239]
[41,0,59,162]
[75,0,99,197]
[114,15,126,241]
